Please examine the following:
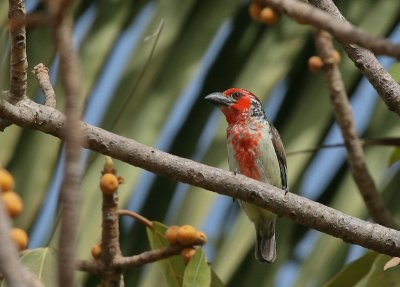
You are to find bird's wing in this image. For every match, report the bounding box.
[270,123,288,192]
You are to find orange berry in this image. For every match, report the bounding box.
[332,49,341,64]
[100,173,119,194]
[259,7,280,25]
[196,231,208,245]
[165,225,179,245]
[249,2,262,21]
[181,247,196,264]
[177,225,197,246]
[2,191,23,218]
[10,228,28,250]
[308,56,324,72]
[91,244,102,260]
[0,169,14,192]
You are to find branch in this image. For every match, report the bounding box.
[263,0,400,58]
[8,0,28,103]
[51,4,83,287]
[76,245,184,273]
[32,63,56,108]
[308,0,400,116]
[100,182,124,285]
[113,245,183,269]
[117,209,154,229]
[287,137,400,156]
[313,30,399,230]
[0,198,44,287]
[1,0,29,130]
[1,99,400,256]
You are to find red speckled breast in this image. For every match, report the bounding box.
[227,124,263,180]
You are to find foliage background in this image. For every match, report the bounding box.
[0,0,399,286]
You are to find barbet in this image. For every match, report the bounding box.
[205,88,288,263]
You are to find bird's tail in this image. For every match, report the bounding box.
[255,222,276,263]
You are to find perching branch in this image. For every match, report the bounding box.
[308,0,400,116]
[0,99,399,257]
[262,0,400,59]
[313,30,399,230]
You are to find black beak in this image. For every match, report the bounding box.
[204,92,234,106]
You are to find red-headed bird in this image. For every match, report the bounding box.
[205,88,288,263]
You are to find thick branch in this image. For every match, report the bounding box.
[0,100,399,256]
[314,30,399,230]
[308,0,400,116]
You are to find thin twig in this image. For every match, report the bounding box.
[0,99,399,256]
[76,245,184,273]
[313,29,399,230]
[110,20,164,130]
[287,137,400,156]
[32,63,56,108]
[308,0,400,116]
[51,2,83,287]
[117,209,154,229]
[113,245,183,269]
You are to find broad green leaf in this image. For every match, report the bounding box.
[388,148,400,167]
[355,254,400,287]
[323,251,378,287]
[183,248,211,287]
[146,221,185,287]
[0,248,57,287]
[210,270,225,287]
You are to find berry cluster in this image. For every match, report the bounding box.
[165,225,208,264]
[0,168,28,250]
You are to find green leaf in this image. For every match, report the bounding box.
[355,254,400,287]
[210,269,225,287]
[388,148,400,167]
[323,251,378,287]
[146,221,185,287]
[183,248,211,287]
[0,247,57,287]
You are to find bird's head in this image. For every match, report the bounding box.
[205,88,264,124]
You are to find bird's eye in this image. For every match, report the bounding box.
[232,92,242,100]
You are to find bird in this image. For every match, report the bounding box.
[205,88,288,263]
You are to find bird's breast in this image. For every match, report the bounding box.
[227,123,265,180]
